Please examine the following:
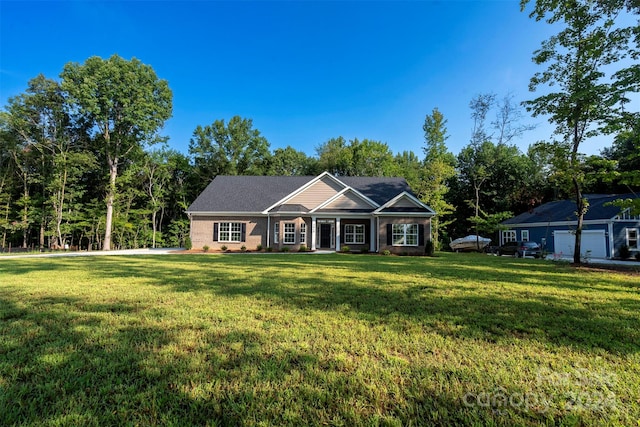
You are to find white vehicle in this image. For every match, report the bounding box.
[449,235,491,252]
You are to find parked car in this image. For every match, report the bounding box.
[496,241,542,258]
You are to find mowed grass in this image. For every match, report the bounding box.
[0,253,638,426]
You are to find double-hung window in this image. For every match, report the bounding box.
[274,223,279,244]
[218,222,242,242]
[627,228,638,249]
[521,230,530,242]
[502,230,516,243]
[283,223,296,244]
[392,224,418,246]
[300,223,307,245]
[344,224,365,244]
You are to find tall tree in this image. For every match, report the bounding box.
[270,146,316,176]
[5,75,95,249]
[315,137,352,176]
[189,116,271,192]
[522,0,638,263]
[421,108,456,249]
[61,54,172,250]
[348,138,396,176]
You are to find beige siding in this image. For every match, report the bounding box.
[190,216,267,251]
[287,176,343,209]
[390,197,420,208]
[324,191,373,210]
[378,217,432,255]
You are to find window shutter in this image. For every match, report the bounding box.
[241,223,246,242]
[419,224,425,246]
[213,223,219,241]
[387,224,392,245]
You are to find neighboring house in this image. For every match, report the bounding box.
[500,194,640,259]
[187,171,435,254]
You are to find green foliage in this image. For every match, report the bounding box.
[240,245,247,252]
[61,54,173,250]
[316,137,397,177]
[420,108,457,249]
[340,245,350,253]
[298,244,307,252]
[184,236,192,250]
[266,246,273,252]
[202,245,209,253]
[280,246,290,252]
[188,116,271,193]
[425,239,435,256]
[618,244,631,259]
[382,249,391,256]
[256,244,263,251]
[220,245,228,252]
[270,146,317,176]
[522,0,638,263]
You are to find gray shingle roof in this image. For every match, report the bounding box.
[502,194,636,225]
[187,175,414,213]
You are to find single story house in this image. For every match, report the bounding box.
[500,194,640,259]
[186,171,435,254]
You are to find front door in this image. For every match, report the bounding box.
[320,224,332,248]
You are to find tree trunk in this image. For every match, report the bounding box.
[573,179,584,264]
[22,172,28,249]
[152,210,157,248]
[103,160,117,251]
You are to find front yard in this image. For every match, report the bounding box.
[0,253,638,426]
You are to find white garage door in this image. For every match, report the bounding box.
[554,230,607,258]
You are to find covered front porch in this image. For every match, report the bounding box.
[310,216,377,252]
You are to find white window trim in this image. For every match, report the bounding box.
[283,222,296,245]
[274,223,279,244]
[521,230,529,242]
[218,222,242,243]
[626,228,639,249]
[344,224,365,245]
[300,223,307,245]
[392,223,419,247]
[502,230,516,244]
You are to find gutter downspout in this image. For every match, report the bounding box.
[267,214,271,249]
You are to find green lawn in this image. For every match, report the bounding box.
[0,253,638,426]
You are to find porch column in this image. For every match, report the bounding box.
[335,217,341,252]
[311,216,317,250]
[608,222,614,259]
[370,217,376,252]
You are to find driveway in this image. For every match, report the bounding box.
[0,248,184,259]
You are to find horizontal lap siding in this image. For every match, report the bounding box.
[287,178,342,210]
[504,224,610,257]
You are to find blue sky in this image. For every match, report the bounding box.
[0,0,616,158]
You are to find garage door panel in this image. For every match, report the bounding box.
[554,230,606,258]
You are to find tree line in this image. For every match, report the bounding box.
[1,0,638,260]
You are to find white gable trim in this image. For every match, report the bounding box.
[261,172,347,214]
[310,187,380,213]
[504,219,611,228]
[373,191,436,215]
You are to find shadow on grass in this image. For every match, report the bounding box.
[2,254,638,425]
[4,253,639,356]
[0,292,503,426]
